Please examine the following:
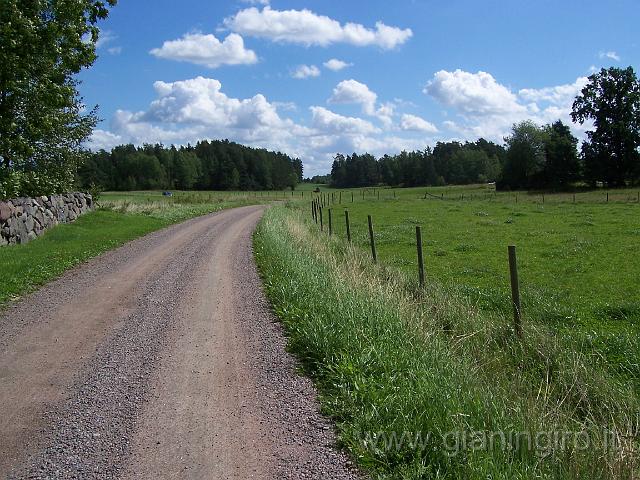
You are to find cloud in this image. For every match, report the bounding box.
[400,114,438,133]
[87,75,462,177]
[150,32,257,68]
[518,77,588,105]
[599,51,621,61]
[292,64,321,79]
[425,69,590,141]
[92,76,311,154]
[425,69,525,116]
[323,58,352,71]
[86,129,123,151]
[225,7,412,49]
[107,46,122,55]
[310,106,379,135]
[328,79,398,127]
[329,79,377,115]
[241,0,269,4]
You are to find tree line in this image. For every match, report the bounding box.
[329,67,640,190]
[78,140,303,191]
[330,138,505,188]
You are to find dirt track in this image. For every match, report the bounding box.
[0,205,358,479]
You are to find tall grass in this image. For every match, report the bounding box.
[99,191,257,223]
[254,204,638,479]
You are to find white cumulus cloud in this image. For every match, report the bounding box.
[150,32,257,68]
[518,77,588,105]
[292,64,321,79]
[425,69,525,116]
[310,106,379,135]
[328,79,398,127]
[224,7,412,49]
[424,69,590,141]
[400,114,438,133]
[92,76,311,153]
[329,79,378,115]
[323,58,352,71]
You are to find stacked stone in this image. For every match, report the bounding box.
[0,192,93,246]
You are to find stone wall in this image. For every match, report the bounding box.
[0,193,93,246]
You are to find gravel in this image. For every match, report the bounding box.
[2,205,362,479]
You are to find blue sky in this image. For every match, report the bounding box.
[81,0,640,176]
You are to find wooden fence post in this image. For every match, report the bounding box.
[416,226,425,287]
[320,207,324,232]
[351,192,354,203]
[508,245,523,338]
[339,191,342,204]
[328,208,333,236]
[345,210,351,243]
[368,215,377,263]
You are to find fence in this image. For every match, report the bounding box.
[308,194,539,340]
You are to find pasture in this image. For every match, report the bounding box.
[307,185,640,388]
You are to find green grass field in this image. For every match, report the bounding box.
[0,190,260,307]
[307,185,640,384]
[255,202,639,479]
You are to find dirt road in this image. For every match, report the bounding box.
[0,205,358,479]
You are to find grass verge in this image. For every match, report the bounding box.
[0,193,258,307]
[254,203,638,479]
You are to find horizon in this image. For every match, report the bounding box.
[80,0,639,176]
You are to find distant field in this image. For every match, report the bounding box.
[304,184,640,387]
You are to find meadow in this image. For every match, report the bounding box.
[307,186,640,382]
[255,199,639,479]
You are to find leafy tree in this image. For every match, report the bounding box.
[543,120,580,187]
[0,0,117,198]
[174,151,201,190]
[500,120,548,189]
[571,66,640,186]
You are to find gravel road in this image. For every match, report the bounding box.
[0,205,360,479]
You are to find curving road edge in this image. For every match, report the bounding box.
[0,205,359,479]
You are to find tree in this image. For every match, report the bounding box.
[543,120,580,187]
[499,120,548,189]
[0,0,117,198]
[571,67,640,186]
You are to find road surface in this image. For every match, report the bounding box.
[0,205,358,479]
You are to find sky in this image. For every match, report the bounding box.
[80,0,640,176]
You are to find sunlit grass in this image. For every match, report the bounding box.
[255,203,639,479]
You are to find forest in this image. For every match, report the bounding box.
[330,138,504,188]
[78,140,303,191]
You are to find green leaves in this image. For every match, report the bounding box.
[571,67,640,186]
[0,0,117,198]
